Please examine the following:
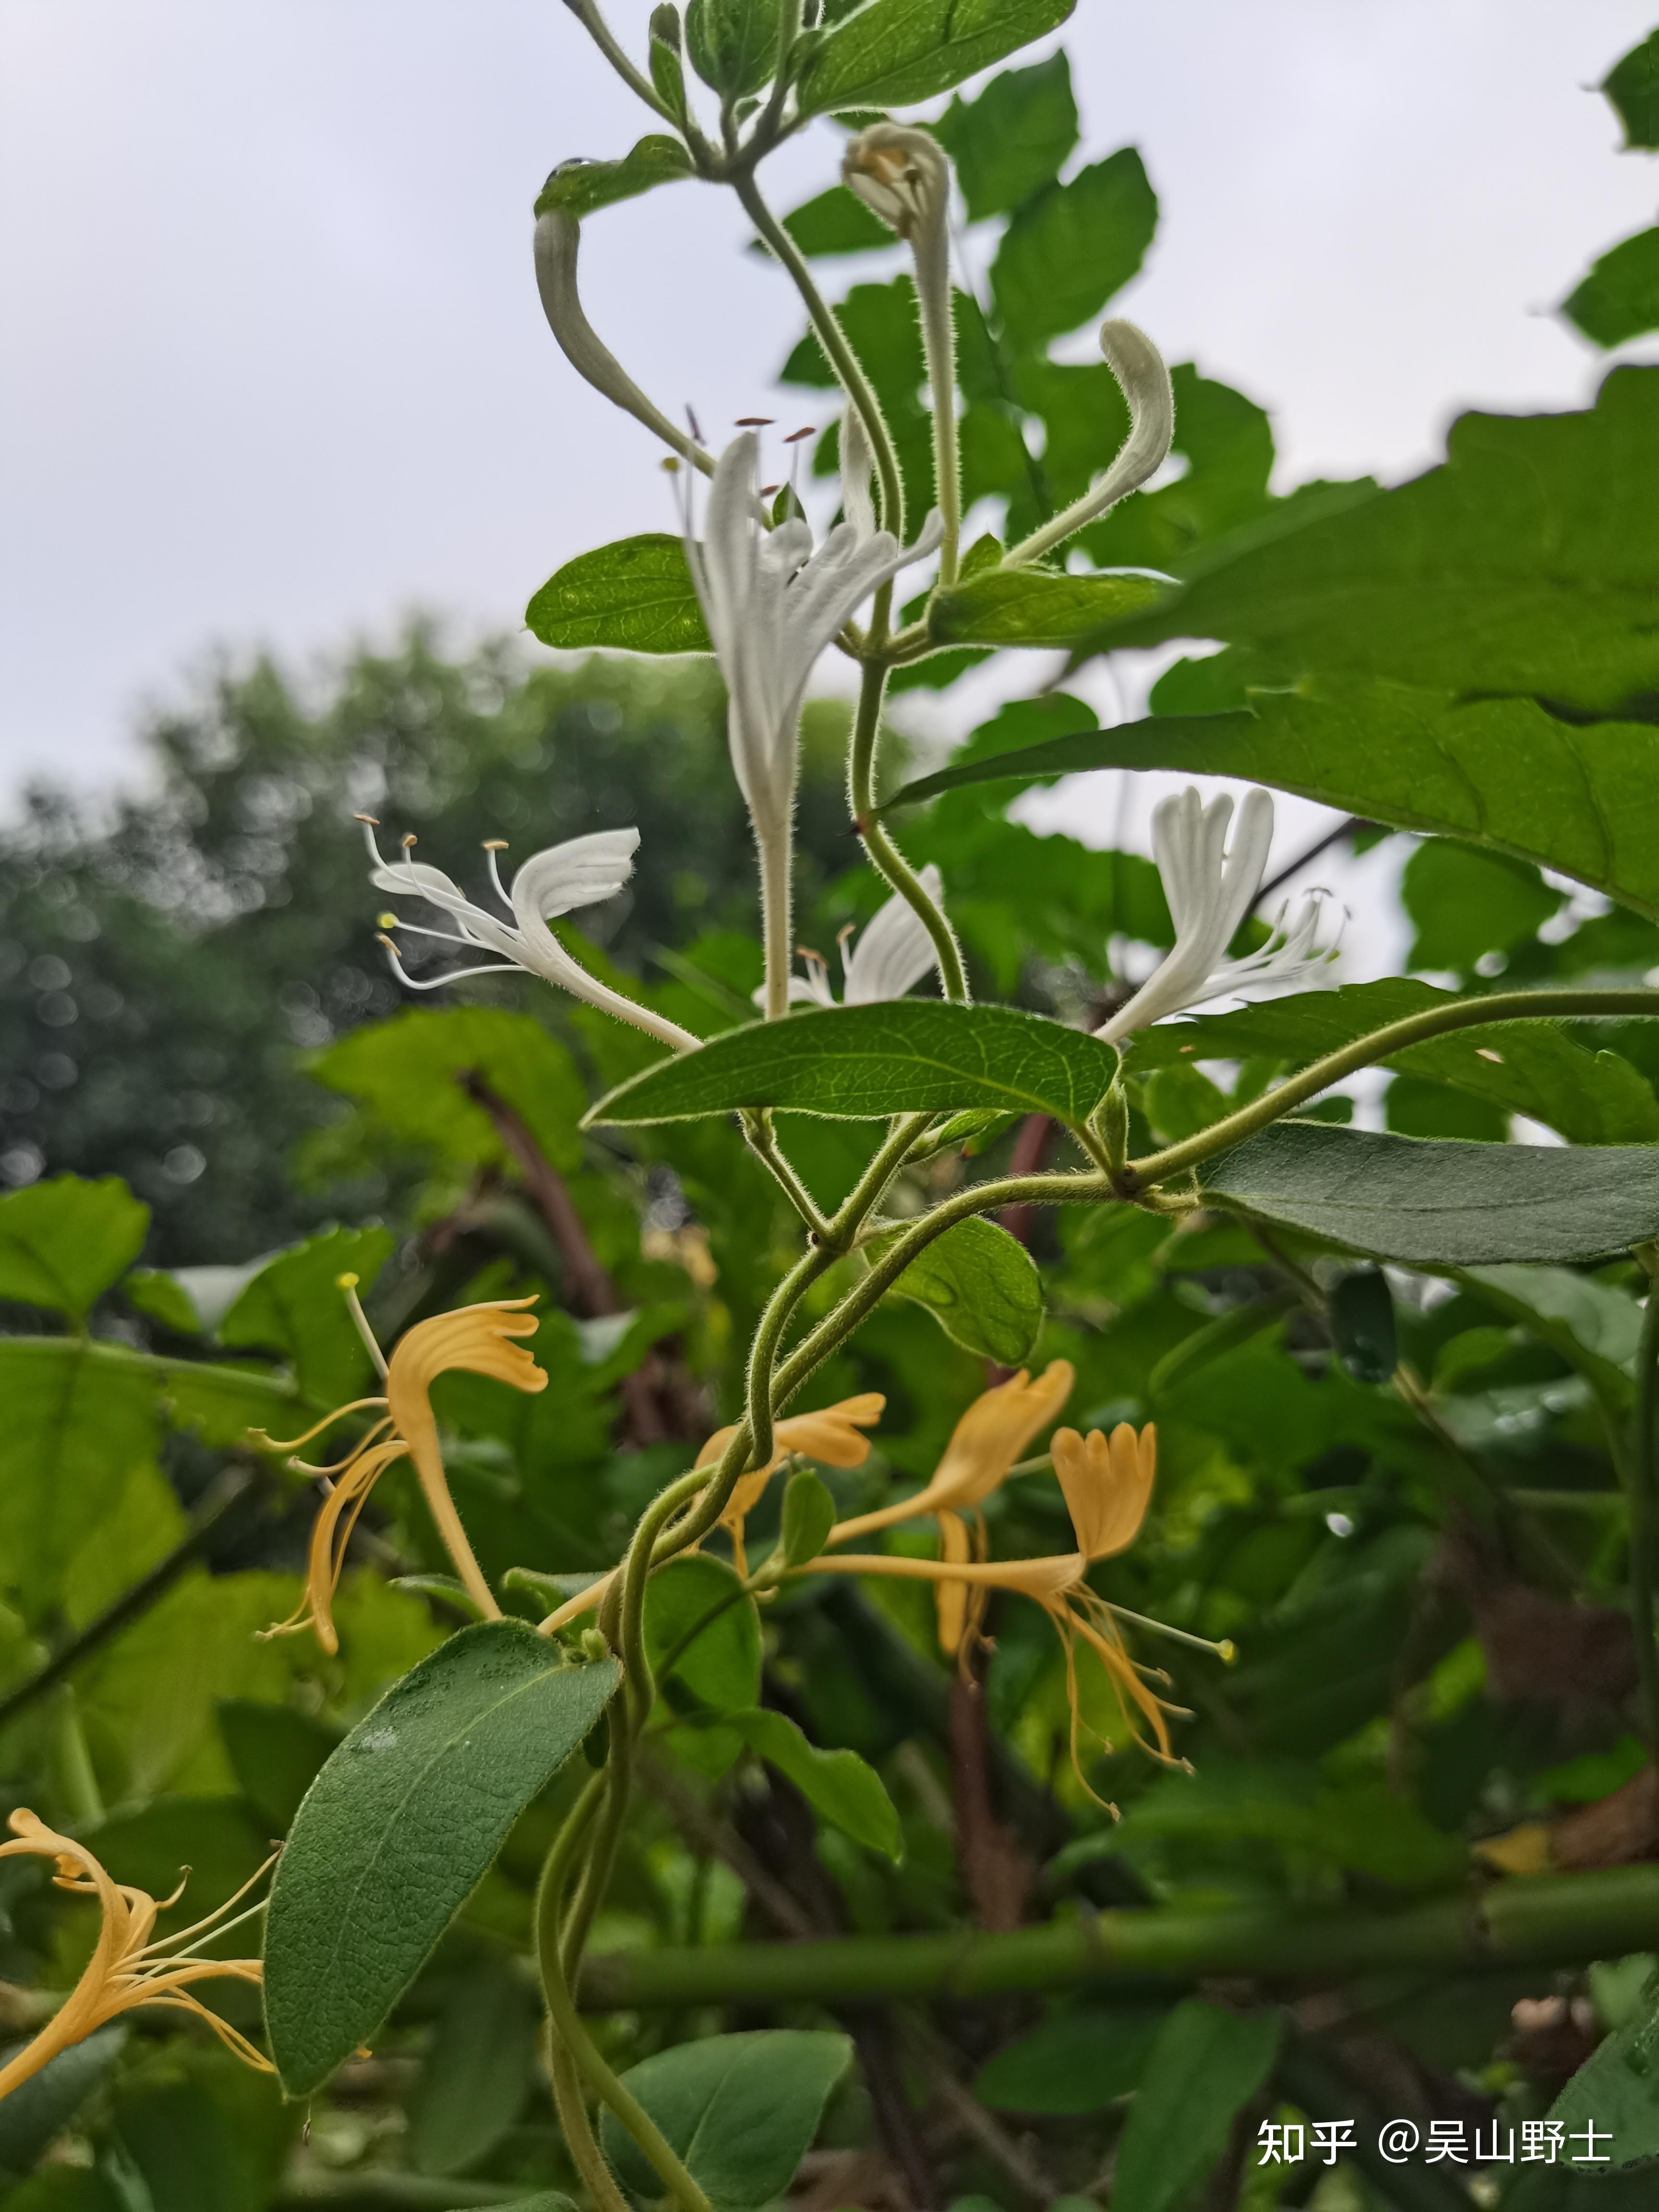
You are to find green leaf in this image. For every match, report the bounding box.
[1329,1268,1396,1385]
[1111,2000,1282,2212]
[0,2026,126,2175]
[313,1007,590,1176]
[645,1553,761,1710]
[219,1226,395,1410]
[0,1174,148,1322]
[0,1339,158,1622]
[686,0,783,96]
[1119,979,1659,1147]
[1563,226,1659,349]
[1403,840,1563,974]
[776,183,894,256]
[533,138,693,220]
[867,1213,1042,1364]
[927,565,1163,648]
[1454,1263,1644,1410]
[1074,366,1659,713]
[1199,1123,1659,1268]
[879,682,1659,923]
[407,1951,537,2177]
[525,534,710,656]
[1605,30,1659,148]
[990,148,1157,347]
[933,51,1080,221]
[585,1003,1122,1129]
[1548,1967,1659,2166]
[123,1267,203,1335]
[601,2031,853,2209]
[781,1467,838,1567]
[728,1707,902,1857]
[975,2001,1164,2114]
[264,1622,621,2095]
[797,0,1074,115]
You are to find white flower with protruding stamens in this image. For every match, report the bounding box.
[361,818,697,1052]
[759,867,948,1011]
[686,431,943,856]
[1094,788,1339,1044]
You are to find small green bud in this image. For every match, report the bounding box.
[1095,1080,1130,1170]
[780,1466,837,1569]
[580,1626,612,1664]
[649,2,681,40]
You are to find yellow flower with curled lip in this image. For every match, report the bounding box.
[697,1393,885,1575]
[535,1392,886,1632]
[828,1363,1073,1655]
[814,1420,1212,1804]
[0,1810,273,2101]
[255,1297,547,1654]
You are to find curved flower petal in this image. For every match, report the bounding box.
[509,828,640,925]
[842,867,944,1005]
[1052,1422,1157,1561]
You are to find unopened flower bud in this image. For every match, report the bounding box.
[842,123,949,244]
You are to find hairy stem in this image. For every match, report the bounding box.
[565,0,678,125]
[849,656,969,1001]
[734,174,905,539]
[1130,988,1659,1186]
[759,825,793,1022]
[742,1112,830,1238]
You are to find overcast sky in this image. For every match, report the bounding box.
[3,0,1658,922]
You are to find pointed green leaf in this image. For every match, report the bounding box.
[1548,1967,1659,2167]
[526,534,710,655]
[797,0,1075,115]
[775,184,894,256]
[1111,2000,1281,2212]
[729,1707,902,1856]
[533,139,693,221]
[1455,1264,1644,1410]
[868,1212,1042,1363]
[264,1623,621,2094]
[0,2027,127,2174]
[0,1339,158,1622]
[975,2001,1164,2114]
[1199,1123,1659,1268]
[407,1952,538,2178]
[601,2032,853,2209]
[933,51,1080,222]
[928,565,1163,648]
[585,1003,1121,1128]
[1605,30,1659,149]
[781,1468,838,1567]
[879,683,1659,923]
[990,147,1157,346]
[645,1553,761,1710]
[1563,226,1659,349]
[0,1175,148,1322]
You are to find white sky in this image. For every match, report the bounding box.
[3,0,1659,969]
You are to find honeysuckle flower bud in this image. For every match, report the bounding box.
[255,1298,548,1652]
[685,430,942,1014]
[0,1812,274,2095]
[534,204,709,476]
[842,124,959,574]
[362,817,698,1053]
[1004,318,1176,568]
[761,866,947,1010]
[1094,787,1339,1045]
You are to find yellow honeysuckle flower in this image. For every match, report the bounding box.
[255,1297,547,1654]
[698,1393,885,1574]
[0,1810,273,2101]
[535,1393,887,1633]
[813,1420,1198,1804]
[828,1362,1074,1651]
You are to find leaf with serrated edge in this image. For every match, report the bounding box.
[584,1003,1121,1129]
[264,1623,620,2094]
[1200,1123,1659,1268]
[0,1176,149,1322]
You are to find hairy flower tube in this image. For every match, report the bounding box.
[1005,318,1176,569]
[685,431,942,1018]
[829,1362,1074,1652]
[0,1811,272,2099]
[362,817,698,1053]
[763,866,947,1010]
[813,1421,1196,1799]
[256,1298,548,1653]
[536,1394,887,1629]
[1095,786,1338,1045]
[842,123,957,570]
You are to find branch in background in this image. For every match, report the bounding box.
[948,1656,1032,1933]
[578,1861,1659,2010]
[1251,815,1371,914]
[0,1463,263,1735]
[994,1113,1058,1261]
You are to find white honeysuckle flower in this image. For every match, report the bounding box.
[1005,319,1175,569]
[361,818,698,1053]
[842,124,950,246]
[1094,788,1339,1045]
[685,430,943,853]
[757,866,947,1010]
